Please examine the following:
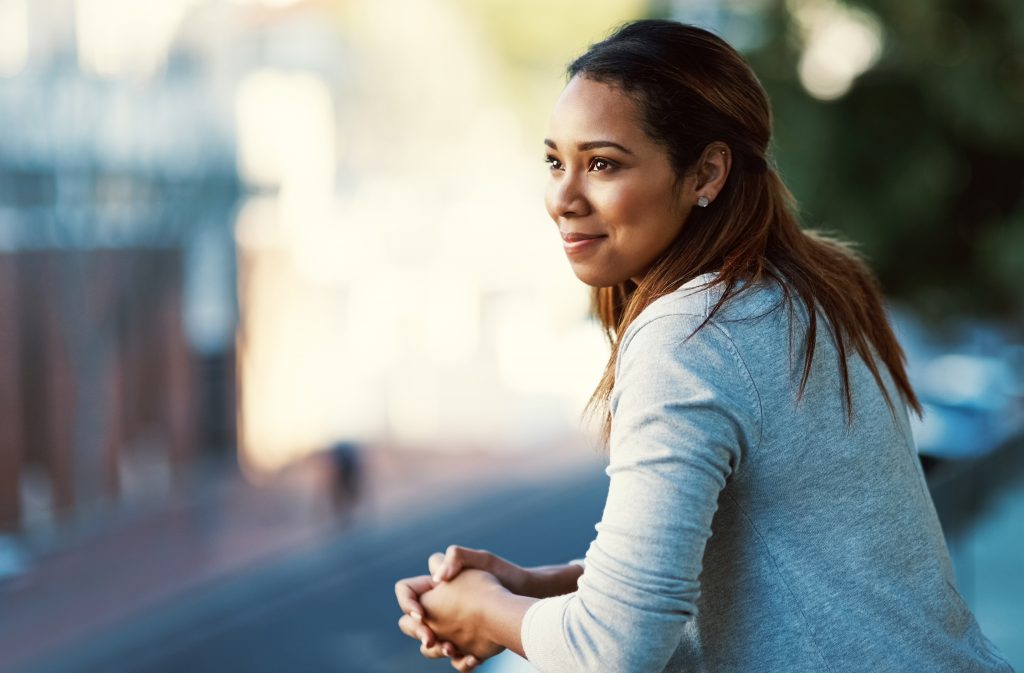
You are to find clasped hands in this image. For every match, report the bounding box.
[396,546,584,670]
[395,546,533,672]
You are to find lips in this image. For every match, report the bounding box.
[561,232,606,243]
[561,231,607,256]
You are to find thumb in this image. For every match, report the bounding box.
[428,552,446,582]
[430,546,469,583]
[433,545,493,583]
[439,545,466,582]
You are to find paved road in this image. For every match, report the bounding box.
[15,468,608,673]
[11,451,1021,673]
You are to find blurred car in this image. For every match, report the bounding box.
[892,308,1024,460]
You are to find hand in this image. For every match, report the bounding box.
[433,545,584,599]
[398,546,548,671]
[395,575,467,664]
[420,554,507,662]
[431,545,530,594]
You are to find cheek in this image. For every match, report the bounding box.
[609,190,687,269]
[604,182,671,233]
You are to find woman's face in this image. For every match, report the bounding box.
[544,75,695,287]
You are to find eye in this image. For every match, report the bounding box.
[589,157,614,172]
[545,155,563,171]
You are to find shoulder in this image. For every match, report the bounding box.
[611,275,765,459]
[619,273,786,356]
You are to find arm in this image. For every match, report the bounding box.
[430,545,584,599]
[521,314,761,672]
[393,553,581,667]
[519,562,584,598]
[421,553,582,654]
[395,552,584,669]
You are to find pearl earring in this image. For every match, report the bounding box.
[697,195,710,208]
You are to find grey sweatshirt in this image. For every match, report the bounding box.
[521,274,1013,672]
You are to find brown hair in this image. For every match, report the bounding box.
[570,20,921,445]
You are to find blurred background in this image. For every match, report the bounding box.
[0,0,1020,671]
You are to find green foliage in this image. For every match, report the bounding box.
[747,0,1024,327]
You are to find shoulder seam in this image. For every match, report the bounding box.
[616,312,765,457]
[706,319,765,455]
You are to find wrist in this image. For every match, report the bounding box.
[473,579,511,638]
[483,555,530,595]
[521,563,583,598]
[505,564,532,596]
[477,581,534,657]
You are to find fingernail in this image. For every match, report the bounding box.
[432,570,444,583]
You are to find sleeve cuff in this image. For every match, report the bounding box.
[521,592,575,673]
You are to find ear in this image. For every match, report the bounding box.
[692,141,732,207]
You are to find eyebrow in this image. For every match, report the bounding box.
[544,139,634,155]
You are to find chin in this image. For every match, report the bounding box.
[570,265,627,288]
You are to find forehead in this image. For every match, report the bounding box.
[547,76,648,146]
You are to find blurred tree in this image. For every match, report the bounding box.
[742,0,1024,327]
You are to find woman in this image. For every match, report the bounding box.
[394,20,1013,673]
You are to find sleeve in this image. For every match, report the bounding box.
[521,313,762,673]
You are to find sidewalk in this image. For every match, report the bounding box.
[0,441,600,673]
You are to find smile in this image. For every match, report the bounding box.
[561,232,607,255]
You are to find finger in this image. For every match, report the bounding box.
[439,545,462,582]
[395,575,433,619]
[436,544,471,583]
[428,552,446,582]
[444,545,496,580]
[451,653,480,672]
[397,614,437,648]
[433,546,496,583]
[419,641,448,659]
[429,548,471,583]
[440,641,458,658]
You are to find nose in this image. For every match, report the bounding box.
[545,170,590,221]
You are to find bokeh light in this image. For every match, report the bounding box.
[0,1,1020,671]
